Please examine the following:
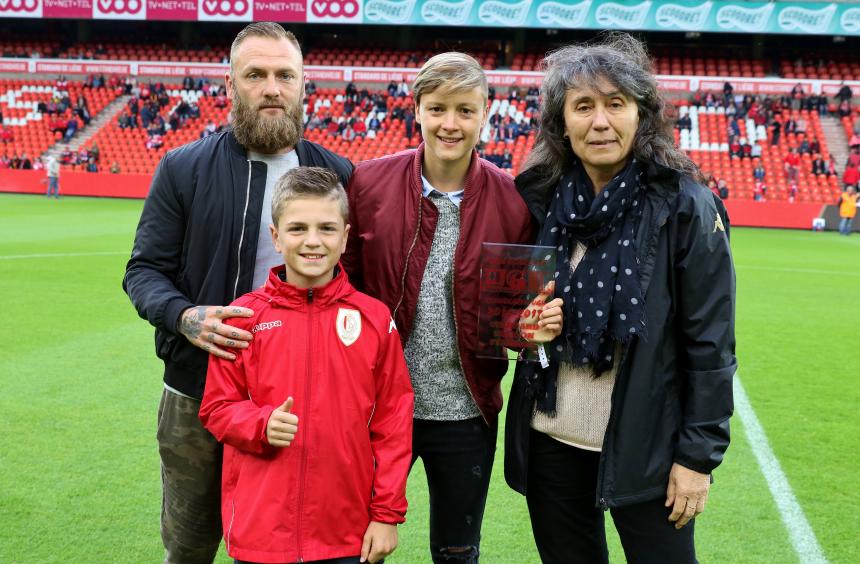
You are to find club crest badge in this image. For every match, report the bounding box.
[336,308,362,346]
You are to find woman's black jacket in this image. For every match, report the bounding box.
[504,164,737,509]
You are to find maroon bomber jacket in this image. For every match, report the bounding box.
[342,144,535,425]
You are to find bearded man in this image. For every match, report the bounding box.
[123,22,352,563]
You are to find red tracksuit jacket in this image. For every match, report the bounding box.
[200,265,414,563]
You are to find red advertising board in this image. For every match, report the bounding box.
[0,60,28,72]
[34,61,132,74]
[138,63,226,77]
[699,79,813,95]
[147,0,197,19]
[305,67,345,81]
[352,70,418,83]
[657,78,691,92]
[42,0,93,18]
[253,0,306,21]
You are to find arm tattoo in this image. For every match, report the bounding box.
[180,306,206,339]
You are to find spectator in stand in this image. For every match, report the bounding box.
[723,81,733,103]
[75,95,91,125]
[812,154,827,176]
[78,147,89,164]
[306,80,316,95]
[740,138,752,159]
[728,117,741,140]
[182,76,195,90]
[501,148,513,169]
[353,118,367,138]
[795,117,807,135]
[90,142,100,163]
[753,163,766,184]
[200,120,217,138]
[770,116,782,146]
[63,117,78,142]
[836,82,853,104]
[707,177,718,195]
[118,110,135,129]
[368,113,381,131]
[790,83,804,110]
[110,161,121,174]
[146,133,164,150]
[827,154,838,176]
[847,147,860,169]
[387,80,397,97]
[214,87,228,108]
[397,79,409,97]
[326,119,339,137]
[0,126,12,143]
[717,178,730,200]
[783,116,798,134]
[750,141,762,159]
[809,137,820,156]
[676,112,691,131]
[404,108,415,140]
[729,137,742,158]
[798,137,811,155]
[189,102,200,120]
[753,180,767,201]
[838,100,853,119]
[784,148,800,182]
[838,186,858,235]
[32,156,44,170]
[341,124,356,142]
[0,153,9,168]
[50,116,66,135]
[86,157,99,173]
[843,161,860,191]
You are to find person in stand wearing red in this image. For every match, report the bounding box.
[784,148,800,183]
[843,161,860,191]
[200,167,413,564]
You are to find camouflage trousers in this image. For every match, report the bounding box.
[157,388,223,564]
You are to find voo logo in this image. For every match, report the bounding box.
[312,0,360,18]
[97,0,144,14]
[202,0,250,16]
[0,0,39,12]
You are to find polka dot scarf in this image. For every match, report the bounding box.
[526,159,648,415]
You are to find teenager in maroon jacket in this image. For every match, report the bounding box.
[342,53,538,562]
[201,168,413,564]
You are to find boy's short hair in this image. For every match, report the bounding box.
[412,52,488,106]
[271,167,348,227]
[230,22,302,75]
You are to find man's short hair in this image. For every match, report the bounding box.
[272,167,348,226]
[230,22,302,75]
[412,52,488,106]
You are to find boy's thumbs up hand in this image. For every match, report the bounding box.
[266,397,299,447]
[519,281,565,344]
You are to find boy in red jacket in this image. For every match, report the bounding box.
[200,167,414,564]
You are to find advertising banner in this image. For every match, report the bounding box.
[0,0,858,34]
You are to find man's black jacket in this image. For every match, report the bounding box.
[123,130,353,399]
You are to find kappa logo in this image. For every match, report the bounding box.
[252,320,282,333]
[388,318,397,334]
[97,0,143,13]
[336,308,362,347]
[202,0,250,16]
[714,213,725,233]
[311,0,360,18]
[0,0,39,11]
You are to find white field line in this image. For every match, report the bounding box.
[735,264,860,277]
[734,376,828,563]
[0,251,127,260]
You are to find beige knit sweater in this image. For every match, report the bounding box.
[530,243,620,452]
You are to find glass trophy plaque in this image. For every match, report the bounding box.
[476,243,557,361]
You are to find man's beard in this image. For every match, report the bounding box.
[230,91,304,154]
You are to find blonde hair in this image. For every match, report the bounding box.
[412,52,488,105]
[230,22,302,75]
[271,167,348,227]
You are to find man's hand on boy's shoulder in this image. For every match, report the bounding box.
[266,397,299,447]
[177,305,254,360]
[361,521,398,563]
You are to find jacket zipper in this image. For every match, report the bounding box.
[392,193,423,321]
[233,160,253,300]
[596,345,632,510]
[296,287,314,562]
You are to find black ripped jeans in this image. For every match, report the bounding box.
[411,417,497,563]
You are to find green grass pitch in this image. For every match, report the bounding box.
[1,194,857,563]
